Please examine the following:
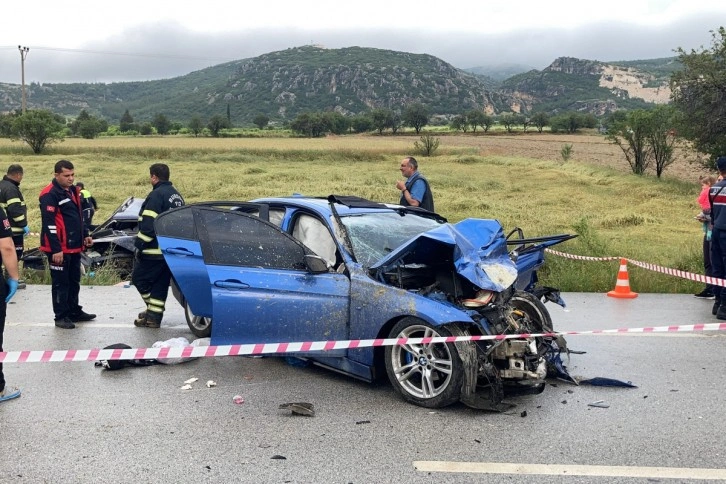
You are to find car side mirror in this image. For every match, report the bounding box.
[304,254,330,273]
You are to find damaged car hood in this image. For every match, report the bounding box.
[370,218,517,292]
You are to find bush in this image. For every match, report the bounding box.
[560,143,573,161]
[414,134,440,157]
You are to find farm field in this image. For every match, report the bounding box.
[0,132,713,293]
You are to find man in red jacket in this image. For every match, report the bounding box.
[39,160,96,329]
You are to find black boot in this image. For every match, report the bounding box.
[717,305,726,320]
[134,311,161,328]
[713,297,722,316]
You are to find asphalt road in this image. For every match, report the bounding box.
[1,286,725,483]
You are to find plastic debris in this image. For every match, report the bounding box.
[206,380,217,388]
[588,400,610,408]
[153,337,211,365]
[180,384,192,390]
[184,377,199,384]
[233,395,245,405]
[154,337,192,365]
[278,402,315,416]
[271,455,286,460]
[579,377,637,388]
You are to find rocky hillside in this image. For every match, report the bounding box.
[180,46,518,121]
[0,47,678,124]
[500,56,676,115]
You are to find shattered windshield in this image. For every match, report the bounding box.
[341,212,444,267]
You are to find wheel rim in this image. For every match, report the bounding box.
[390,325,453,399]
[510,294,551,332]
[185,302,211,332]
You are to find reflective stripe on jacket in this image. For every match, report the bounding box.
[0,176,27,234]
[135,181,185,257]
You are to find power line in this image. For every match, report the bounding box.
[0,45,234,63]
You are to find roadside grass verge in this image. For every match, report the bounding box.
[3,136,707,293]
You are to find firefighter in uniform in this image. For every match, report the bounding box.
[132,163,184,328]
[0,165,29,288]
[76,182,98,227]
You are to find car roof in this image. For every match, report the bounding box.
[253,195,445,220]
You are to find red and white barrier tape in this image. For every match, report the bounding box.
[1,323,725,364]
[545,249,726,287]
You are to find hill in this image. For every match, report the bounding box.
[0,47,678,125]
[499,56,677,115]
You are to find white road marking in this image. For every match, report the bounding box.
[413,461,726,479]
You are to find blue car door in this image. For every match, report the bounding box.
[156,203,268,320]
[155,206,211,317]
[168,206,351,353]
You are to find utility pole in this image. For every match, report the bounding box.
[18,46,29,113]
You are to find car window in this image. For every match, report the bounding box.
[341,212,443,267]
[198,209,307,270]
[291,213,338,267]
[154,207,197,240]
[248,208,285,227]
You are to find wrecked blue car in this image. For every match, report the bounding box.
[156,195,575,410]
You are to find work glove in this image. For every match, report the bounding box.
[23,226,30,237]
[6,278,18,303]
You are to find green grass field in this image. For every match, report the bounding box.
[0,133,709,293]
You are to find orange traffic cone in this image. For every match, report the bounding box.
[607,259,638,299]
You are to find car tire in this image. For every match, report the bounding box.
[184,299,212,338]
[384,317,464,408]
[509,290,567,378]
[508,290,553,333]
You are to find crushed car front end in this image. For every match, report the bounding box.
[352,211,571,410]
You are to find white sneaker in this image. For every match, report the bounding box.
[0,385,21,402]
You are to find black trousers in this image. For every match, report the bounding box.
[48,252,82,320]
[12,234,23,266]
[711,228,726,301]
[703,235,714,292]
[131,257,171,321]
[0,277,8,392]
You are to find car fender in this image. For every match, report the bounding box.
[349,271,476,338]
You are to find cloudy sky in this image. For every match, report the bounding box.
[1,0,723,84]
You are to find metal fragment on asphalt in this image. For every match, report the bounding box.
[278,402,315,416]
